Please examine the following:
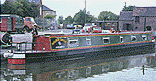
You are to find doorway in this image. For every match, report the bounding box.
[123,23,132,31]
[146,26,152,31]
[11,18,13,31]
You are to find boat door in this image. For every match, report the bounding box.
[7,17,13,31]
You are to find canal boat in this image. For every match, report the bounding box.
[3,31,155,64]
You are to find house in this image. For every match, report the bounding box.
[42,5,56,18]
[119,7,156,31]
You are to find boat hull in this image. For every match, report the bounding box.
[23,42,155,62]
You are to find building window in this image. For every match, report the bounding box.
[68,37,79,47]
[120,36,124,43]
[131,36,137,42]
[135,16,140,23]
[103,37,110,44]
[135,27,138,30]
[46,12,50,15]
[142,35,147,41]
[86,37,91,45]
[112,23,116,26]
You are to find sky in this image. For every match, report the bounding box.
[42,0,156,19]
[1,0,156,19]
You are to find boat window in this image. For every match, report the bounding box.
[0,18,2,23]
[68,37,79,47]
[142,35,147,41]
[131,36,137,42]
[120,36,124,43]
[30,18,35,23]
[93,27,101,30]
[103,37,110,44]
[86,37,91,45]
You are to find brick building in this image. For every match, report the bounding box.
[119,7,156,31]
[92,21,118,30]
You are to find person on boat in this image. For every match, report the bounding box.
[32,24,38,50]
[32,24,38,36]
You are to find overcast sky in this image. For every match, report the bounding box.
[1,0,156,19]
[42,0,156,19]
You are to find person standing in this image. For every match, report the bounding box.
[32,25,38,35]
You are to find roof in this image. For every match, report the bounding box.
[42,5,53,11]
[133,7,156,17]
[119,11,133,21]
[29,0,41,5]
[0,14,20,18]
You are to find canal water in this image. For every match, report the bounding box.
[1,53,156,81]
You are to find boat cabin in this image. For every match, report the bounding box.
[33,32,152,52]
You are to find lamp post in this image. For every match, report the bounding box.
[85,0,86,24]
[144,17,146,31]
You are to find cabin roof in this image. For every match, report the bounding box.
[0,14,21,18]
[35,31,151,37]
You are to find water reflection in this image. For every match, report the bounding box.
[1,53,156,81]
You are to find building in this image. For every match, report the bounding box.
[42,5,56,18]
[119,7,156,31]
[92,21,119,31]
[119,11,133,31]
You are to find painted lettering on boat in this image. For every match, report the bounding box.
[50,37,68,49]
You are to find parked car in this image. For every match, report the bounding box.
[67,24,75,29]
[83,23,92,32]
[152,31,156,42]
[72,29,80,34]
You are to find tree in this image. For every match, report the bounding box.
[64,16,73,24]
[122,6,134,11]
[58,16,64,24]
[98,11,119,21]
[1,0,39,18]
[1,1,16,14]
[44,14,56,20]
[73,9,96,26]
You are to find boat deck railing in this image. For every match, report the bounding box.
[8,42,46,53]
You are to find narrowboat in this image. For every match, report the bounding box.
[3,31,155,63]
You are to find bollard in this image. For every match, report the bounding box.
[17,43,21,51]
